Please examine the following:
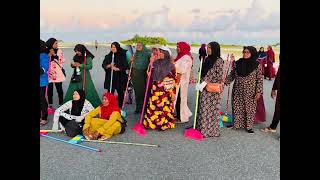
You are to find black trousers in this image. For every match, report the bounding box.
[48,82,64,105]
[40,86,48,120]
[270,91,280,129]
[174,90,181,119]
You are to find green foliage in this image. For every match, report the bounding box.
[121,34,168,45]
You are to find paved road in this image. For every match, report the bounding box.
[40,46,280,180]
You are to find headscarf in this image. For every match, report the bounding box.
[258,47,267,59]
[133,42,152,70]
[266,45,275,63]
[73,44,95,64]
[201,42,221,78]
[46,38,59,62]
[40,39,47,54]
[175,41,193,62]
[100,92,121,120]
[71,89,86,116]
[152,47,175,81]
[236,46,260,77]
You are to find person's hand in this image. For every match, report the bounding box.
[91,132,100,140]
[82,128,91,140]
[130,56,134,62]
[74,62,81,67]
[112,66,120,71]
[176,74,181,84]
[150,56,155,63]
[75,116,84,123]
[110,62,115,67]
[271,90,277,99]
[255,93,261,101]
[196,81,208,92]
[171,93,176,101]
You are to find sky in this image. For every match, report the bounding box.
[40,0,280,45]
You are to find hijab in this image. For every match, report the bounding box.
[201,42,221,78]
[40,39,47,54]
[236,46,260,77]
[100,92,121,120]
[71,89,86,116]
[152,48,175,81]
[133,42,151,70]
[175,41,193,62]
[73,44,95,64]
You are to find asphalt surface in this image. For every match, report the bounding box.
[40,46,280,180]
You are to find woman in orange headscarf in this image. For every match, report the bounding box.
[82,92,124,140]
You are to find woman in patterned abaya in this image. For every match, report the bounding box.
[195,42,224,138]
[143,46,176,131]
[225,46,263,133]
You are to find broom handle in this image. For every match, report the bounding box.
[192,57,204,129]
[122,55,134,109]
[82,52,87,91]
[225,54,234,114]
[42,134,100,152]
[83,139,159,147]
[109,53,114,92]
[139,62,154,124]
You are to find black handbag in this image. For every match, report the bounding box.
[117,118,127,134]
[65,120,83,137]
[71,74,82,83]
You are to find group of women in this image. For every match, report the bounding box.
[40,38,280,140]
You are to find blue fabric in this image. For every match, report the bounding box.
[40,53,49,87]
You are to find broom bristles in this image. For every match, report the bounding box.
[184,128,204,140]
[132,123,147,137]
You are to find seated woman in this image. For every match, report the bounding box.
[82,92,124,141]
[52,89,94,137]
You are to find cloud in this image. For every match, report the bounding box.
[191,8,200,14]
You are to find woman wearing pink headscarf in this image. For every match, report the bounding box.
[173,42,193,123]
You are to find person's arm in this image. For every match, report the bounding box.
[102,55,112,71]
[175,56,192,74]
[52,101,72,130]
[81,100,95,117]
[83,106,101,130]
[79,57,93,70]
[40,54,49,74]
[272,67,280,91]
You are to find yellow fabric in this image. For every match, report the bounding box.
[83,106,122,138]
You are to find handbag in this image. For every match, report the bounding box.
[64,120,83,137]
[53,60,66,77]
[117,118,127,134]
[206,83,222,93]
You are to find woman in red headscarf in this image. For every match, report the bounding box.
[82,92,124,140]
[173,42,193,123]
[265,45,275,80]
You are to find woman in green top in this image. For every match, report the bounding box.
[130,42,152,113]
[63,44,101,108]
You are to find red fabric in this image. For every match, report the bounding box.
[100,92,121,120]
[266,49,275,63]
[255,96,266,123]
[175,42,193,62]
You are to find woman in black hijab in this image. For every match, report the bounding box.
[225,46,263,133]
[52,89,94,137]
[102,42,129,107]
[196,41,224,138]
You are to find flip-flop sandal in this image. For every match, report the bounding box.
[98,136,109,141]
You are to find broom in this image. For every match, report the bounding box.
[183,57,205,140]
[47,56,54,115]
[121,45,135,118]
[220,54,234,125]
[132,61,154,137]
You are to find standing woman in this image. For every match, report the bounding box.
[63,44,101,107]
[198,43,207,62]
[225,46,263,133]
[195,42,224,137]
[143,47,176,131]
[174,42,193,123]
[40,40,54,125]
[102,42,129,107]
[265,45,275,80]
[45,38,66,108]
[130,42,152,113]
[257,47,267,76]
